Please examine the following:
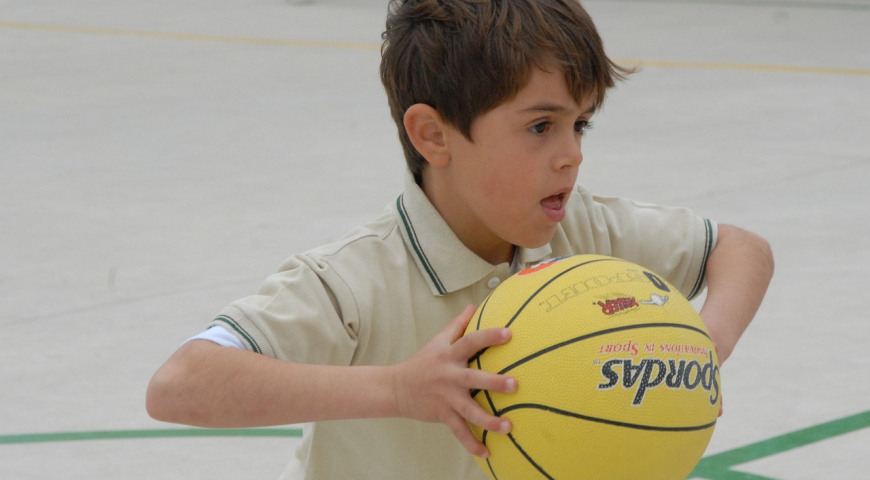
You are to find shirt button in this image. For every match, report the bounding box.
[487,277,501,289]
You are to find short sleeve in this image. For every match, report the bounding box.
[591,196,716,300]
[556,186,717,301]
[208,253,360,366]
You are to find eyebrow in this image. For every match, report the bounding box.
[517,102,597,116]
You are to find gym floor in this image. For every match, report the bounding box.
[1,0,868,478]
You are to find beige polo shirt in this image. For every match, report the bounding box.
[210,174,716,480]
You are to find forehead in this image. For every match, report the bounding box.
[497,67,597,116]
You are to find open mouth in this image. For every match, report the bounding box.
[540,192,567,222]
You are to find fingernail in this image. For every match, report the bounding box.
[500,420,511,433]
[479,449,490,459]
[505,377,517,393]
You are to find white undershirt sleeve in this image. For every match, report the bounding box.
[710,220,719,250]
[183,325,246,349]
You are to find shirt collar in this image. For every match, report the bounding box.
[394,174,553,296]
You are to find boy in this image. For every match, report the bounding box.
[146,0,774,479]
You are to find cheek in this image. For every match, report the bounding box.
[494,163,535,198]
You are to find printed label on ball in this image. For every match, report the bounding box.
[597,296,639,315]
[597,351,720,407]
[537,269,668,313]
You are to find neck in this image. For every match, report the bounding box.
[421,171,514,266]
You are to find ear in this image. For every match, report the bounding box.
[404,104,451,167]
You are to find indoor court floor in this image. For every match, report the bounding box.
[1,0,868,478]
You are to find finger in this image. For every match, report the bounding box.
[457,398,512,436]
[443,410,491,459]
[452,327,511,359]
[459,368,517,394]
[445,305,477,344]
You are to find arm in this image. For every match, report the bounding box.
[698,224,774,363]
[145,339,399,428]
[146,305,514,457]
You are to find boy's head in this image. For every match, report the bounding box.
[380,0,630,185]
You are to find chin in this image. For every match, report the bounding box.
[513,228,557,250]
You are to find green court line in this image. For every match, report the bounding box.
[616,58,870,77]
[2,411,869,478]
[691,409,870,480]
[0,428,303,445]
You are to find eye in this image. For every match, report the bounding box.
[530,121,552,135]
[575,120,594,135]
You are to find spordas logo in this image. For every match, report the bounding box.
[597,351,720,407]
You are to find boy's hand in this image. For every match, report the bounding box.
[390,305,517,458]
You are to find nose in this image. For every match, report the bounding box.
[555,135,583,170]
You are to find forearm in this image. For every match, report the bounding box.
[146,340,398,428]
[699,224,774,363]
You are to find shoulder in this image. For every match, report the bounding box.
[216,206,412,361]
[272,204,416,314]
[289,206,406,276]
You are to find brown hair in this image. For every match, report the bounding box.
[380,0,632,185]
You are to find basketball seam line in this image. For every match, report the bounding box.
[484,456,499,480]
[497,322,711,376]
[498,403,718,432]
[507,432,556,480]
[475,295,491,332]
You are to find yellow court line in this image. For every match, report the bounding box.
[0,20,381,52]
[616,58,870,77]
[3,20,869,76]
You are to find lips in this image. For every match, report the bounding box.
[540,193,566,222]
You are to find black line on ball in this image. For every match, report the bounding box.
[469,296,493,399]
[469,257,616,383]
[468,295,493,367]
[475,294,492,332]
[507,432,556,480]
[497,403,718,432]
[483,390,499,421]
[485,455,499,480]
[504,257,616,330]
[497,322,710,376]
[481,414,505,480]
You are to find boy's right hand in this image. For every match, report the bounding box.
[390,305,517,458]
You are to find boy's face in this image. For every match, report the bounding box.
[426,67,596,265]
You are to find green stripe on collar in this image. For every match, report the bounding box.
[396,195,446,296]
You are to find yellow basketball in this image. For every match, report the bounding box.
[464,254,720,480]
